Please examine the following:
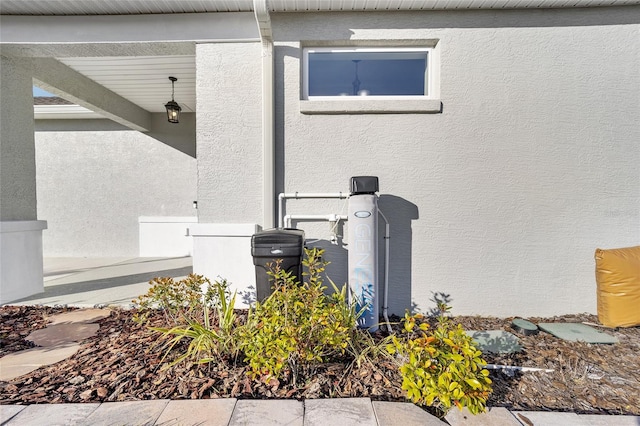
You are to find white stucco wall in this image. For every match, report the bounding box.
[35,120,197,256]
[266,7,639,316]
[0,56,37,220]
[192,43,263,299]
[196,42,263,224]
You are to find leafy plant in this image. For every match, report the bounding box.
[387,304,492,416]
[237,248,358,383]
[145,278,239,366]
[132,274,214,326]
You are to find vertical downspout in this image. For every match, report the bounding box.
[254,0,275,229]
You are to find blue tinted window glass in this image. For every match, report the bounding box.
[308,51,427,97]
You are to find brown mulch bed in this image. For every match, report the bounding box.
[0,307,638,416]
[0,306,77,357]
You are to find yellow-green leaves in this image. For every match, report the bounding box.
[386,309,493,417]
[237,248,358,382]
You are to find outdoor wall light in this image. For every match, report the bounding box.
[165,76,181,124]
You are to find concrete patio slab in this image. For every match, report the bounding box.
[47,308,112,325]
[155,399,237,426]
[78,400,170,426]
[304,398,377,426]
[43,258,132,281]
[43,257,192,287]
[0,405,26,424]
[578,414,640,425]
[26,323,99,347]
[0,343,81,381]
[4,403,100,426]
[12,257,192,308]
[512,411,583,425]
[372,401,446,425]
[446,407,521,425]
[229,399,303,426]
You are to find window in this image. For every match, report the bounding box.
[300,45,441,114]
[303,47,432,99]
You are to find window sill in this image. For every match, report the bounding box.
[300,99,442,115]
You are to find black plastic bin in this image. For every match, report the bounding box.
[251,228,305,301]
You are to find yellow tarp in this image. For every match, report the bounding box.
[595,246,640,328]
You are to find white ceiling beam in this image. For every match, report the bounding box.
[0,13,259,44]
[26,58,152,132]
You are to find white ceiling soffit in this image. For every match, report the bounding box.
[57,56,196,113]
[1,0,638,15]
[34,104,104,119]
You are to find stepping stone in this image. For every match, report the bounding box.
[229,399,303,426]
[304,398,376,426]
[577,414,640,425]
[512,411,583,426]
[26,323,100,347]
[47,308,111,325]
[466,330,523,354]
[78,400,170,426]
[0,343,81,381]
[537,323,619,344]
[156,399,237,426]
[373,401,446,425]
[446,407,521,425]
[0,405,26,424]
[511,318,539,335]
[4,403,100,425]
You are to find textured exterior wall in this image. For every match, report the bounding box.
[35,122,197,256]
[196,43,263,224]
[0,56,37,220]
[268,7,640,316]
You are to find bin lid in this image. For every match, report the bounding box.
[252,228,305,245]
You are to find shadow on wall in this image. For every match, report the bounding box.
[378,194,419,317]
[35,113,196,158]
[289,196,419,318]
[306,238,349,292]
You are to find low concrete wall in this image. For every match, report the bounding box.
[139,216,197,257]
[189,223,260,308]
[0,220,47,304]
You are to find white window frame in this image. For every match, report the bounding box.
[302,46,434,101]
[300,43,441,114]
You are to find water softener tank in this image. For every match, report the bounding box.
[348,176,379,331]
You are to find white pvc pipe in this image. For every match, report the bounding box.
[277,191,392,334]
[378,208,392,333]
[485,364,554,373]
[254,0,275,228]
[278,192,348,228]
[284,214,348,228]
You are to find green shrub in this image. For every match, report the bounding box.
[136,277,239,366]
[132,274,214,326]
[387,305,492,416]
[237,248,358,382]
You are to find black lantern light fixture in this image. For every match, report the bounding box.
[165,76,181,124]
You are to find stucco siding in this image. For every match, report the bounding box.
[0,56,37,220]
[35,122,197,256]
[271,8,640,316]
[196,42,263,224]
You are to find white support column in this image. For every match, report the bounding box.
[0,55,47,303]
